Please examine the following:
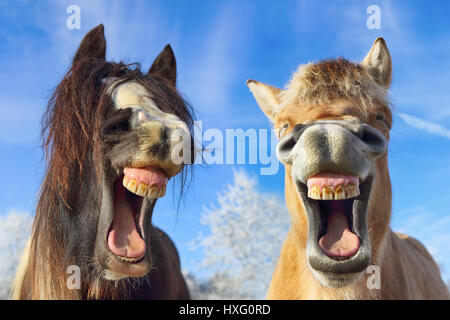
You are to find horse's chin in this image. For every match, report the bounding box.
[296,175,373,288]
[94,165,169,280]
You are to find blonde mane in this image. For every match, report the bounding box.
[279,58,390,114]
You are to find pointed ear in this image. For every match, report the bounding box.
[148,44,177,86]
[361,37,392,89]
[246,79,282,120]
[73,24,106,64]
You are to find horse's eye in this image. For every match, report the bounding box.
[112,119,130,132]
[104,109,132,133]
[375,114,390,129]
[279,123,290,138]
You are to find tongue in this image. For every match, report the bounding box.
[107,181,146,259]
[318,201,360,258]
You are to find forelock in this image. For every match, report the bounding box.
[279,58,391,114]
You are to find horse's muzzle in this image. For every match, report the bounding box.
[277,119,387,184]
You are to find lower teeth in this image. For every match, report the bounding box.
[332,256,350,261]
[116,255,144,263]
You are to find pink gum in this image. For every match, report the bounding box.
[306,171,359,190]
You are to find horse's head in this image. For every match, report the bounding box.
[248,38,392,288]
[41,25,194,283]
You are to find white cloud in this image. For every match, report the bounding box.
[46,0,168,65]
[0,1,171,144]
[398,112,450,139]
[179,3,251,125]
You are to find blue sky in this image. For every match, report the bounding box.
[0,0,449,281]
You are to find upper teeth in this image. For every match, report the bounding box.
[123,176,166,198]
[307,184,359,200]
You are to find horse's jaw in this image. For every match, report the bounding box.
[94,169,159,280]
[296,176,373,288]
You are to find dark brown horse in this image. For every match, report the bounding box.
[11,24,193,299]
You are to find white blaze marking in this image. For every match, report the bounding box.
[108,80,188,132]
[107,80,193,164]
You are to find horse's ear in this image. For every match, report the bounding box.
[73,24,106,64]
[361,37,392,89]
[246,79,282,121]
[148,44,177,86]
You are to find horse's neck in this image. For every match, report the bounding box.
[269,229,384,300]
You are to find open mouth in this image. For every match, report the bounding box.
[317,200,359,260]
[297,171,372,279]
[106,165,168,263]
[307,172,361,260]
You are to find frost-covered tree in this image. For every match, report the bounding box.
[184,270,248,300]
[0,210,33,299]
[191,170,289,299]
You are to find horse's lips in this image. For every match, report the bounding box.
[107,181,146,260]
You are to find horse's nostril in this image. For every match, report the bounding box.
[277,134,297,165]
[359,124,387,156]
[277,123,318,164]
[292,123,309,140]
[279,136,296,153]
[138,111,149,122]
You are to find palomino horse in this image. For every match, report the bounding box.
[11,25,193,299]
[248,38,449,299]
